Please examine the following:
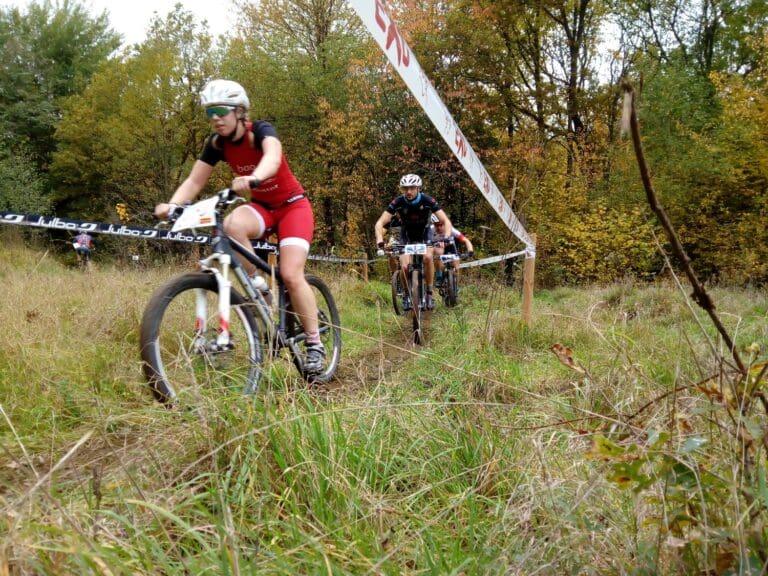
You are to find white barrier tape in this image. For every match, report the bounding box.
[458,250,528,269]
[348,0,534,250]
[309,254,373,264]
[1,211,210,243]
[2,210,531,268]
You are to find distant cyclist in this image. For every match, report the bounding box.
[432,218,474,286]
[374,174,452,310]
[72,230,94,268]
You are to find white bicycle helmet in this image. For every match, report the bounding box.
[399,173,422,187]
[430,213,439,223]
[200,79,250,109]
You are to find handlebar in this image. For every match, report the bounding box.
[155,189,245,227]
[377,242,473,262]
[379,237,454,255]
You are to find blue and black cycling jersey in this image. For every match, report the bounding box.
[385,193,440,243]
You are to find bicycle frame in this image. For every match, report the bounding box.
[390,242,429,309]
[169,194,305,363]
[197,228,314,363]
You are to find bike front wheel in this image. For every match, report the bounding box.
[391,270,405,315]
[444,269,458,307]
[284,274,342,384]
[410,267,423,344]
[140,272,263,404]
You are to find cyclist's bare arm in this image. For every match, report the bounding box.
[374,211,393,245]
[434,210,452,236]
[154,160,214,219]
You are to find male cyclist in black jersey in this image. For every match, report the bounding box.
[374,174,452,310]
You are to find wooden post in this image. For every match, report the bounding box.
[521,233,536,327]
[268,234,278,292]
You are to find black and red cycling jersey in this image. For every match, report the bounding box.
[199,121,305,210]
[199,120,313,244]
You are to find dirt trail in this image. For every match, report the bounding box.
[323,313,433,397]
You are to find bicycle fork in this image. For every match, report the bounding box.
[194,253,235,352]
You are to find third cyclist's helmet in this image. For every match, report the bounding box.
[200,79,250,109]
[399,174,422,187]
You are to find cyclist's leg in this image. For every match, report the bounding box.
[279,210,326,373]
[274,199,320,334]
[223,204,270,275]
[424,246,437,310]
[422,227,436,292]
[398,253,412,309]
[280,244,318,332]
[424,247,436,290]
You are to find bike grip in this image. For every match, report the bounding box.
[217,189,237,202]
[167,204,184,220]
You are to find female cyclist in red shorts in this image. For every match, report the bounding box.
[154,79,325,372]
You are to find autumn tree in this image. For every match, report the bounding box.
[0,0,119,212]
[229,0,367,249]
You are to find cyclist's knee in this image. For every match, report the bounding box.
[281,268,306,291]
[224,209,262,239]
[279,257,306,291]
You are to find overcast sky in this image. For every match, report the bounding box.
[1,0,235,47]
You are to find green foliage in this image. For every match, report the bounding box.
[1,241,768,573]
[552,204,657,283]
[51,6,217,221]
[0,145,50,213]
[0,1,120,168]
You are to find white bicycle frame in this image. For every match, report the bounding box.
[171,195,239,351]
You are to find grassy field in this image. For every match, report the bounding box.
[1,238,767,575]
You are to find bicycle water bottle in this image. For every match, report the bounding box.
[251,273,269,293]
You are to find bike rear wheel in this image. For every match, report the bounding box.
[410,267,423,344]
[140,272,262,404]
[284,274,342,383]
[444,269,458,307]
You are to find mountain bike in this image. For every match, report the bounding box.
[437,253,460,307]
[139,190,342,404]
[385,240,443,345]
[72,241,93,271]
[437,249,471,307]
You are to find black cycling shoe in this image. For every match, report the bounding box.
[304,343,326,374]
[425,291,435,310]
[402,297,412,311]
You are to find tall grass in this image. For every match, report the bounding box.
[1,240,766,574]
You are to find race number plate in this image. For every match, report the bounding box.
[404,243,427,255]
[171,196,218,232]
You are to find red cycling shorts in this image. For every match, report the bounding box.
[245,197,314,251]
